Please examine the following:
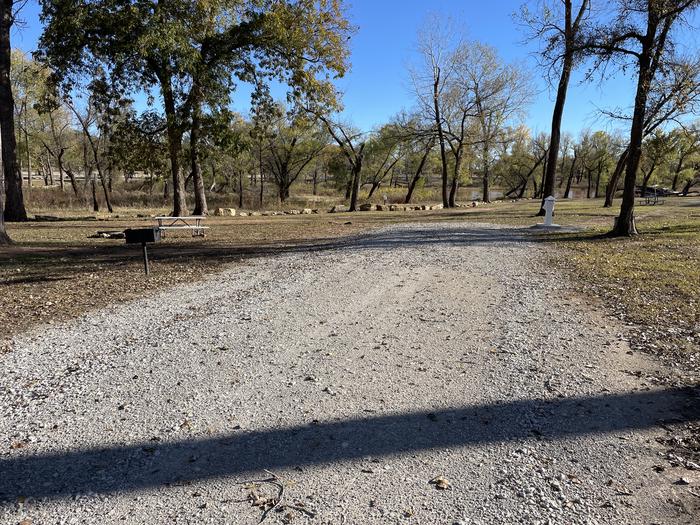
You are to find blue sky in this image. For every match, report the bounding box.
[11,0,681,136]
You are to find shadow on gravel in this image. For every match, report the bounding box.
[0,225,570,277]
[1,387,698,502]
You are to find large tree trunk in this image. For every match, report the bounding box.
[449,150,462,208]
[681,176,696,196]
[161,72,186,216]
[91,171,99,212]
[586,168,592,198]
[433,69,449,208]
[640,164,656,197]
[671,155,684,191]
[604,147,629,207]
[538,2,579,216]
[405,142,432,204]
[482,142,491,203]
[611,49,653,236]
[190,90,208,216]
[81,130,112,213]
[0,0,27,222]
[258,146,264,207]
[98,168,113,212]
[564,155,577,198]
[349,152,363,212]
[24,109,31,191]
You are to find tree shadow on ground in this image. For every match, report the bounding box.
[0,224,598,280]
[1,387,698,502]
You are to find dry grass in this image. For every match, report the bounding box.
[2,197,699,373]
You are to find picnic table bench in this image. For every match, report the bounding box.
[155,216,209,237]
[638,194,665,206]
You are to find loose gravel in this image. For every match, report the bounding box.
[1,222,698,524]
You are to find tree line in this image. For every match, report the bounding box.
[1,0,700,244]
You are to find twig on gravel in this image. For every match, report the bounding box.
[237,470,285,523]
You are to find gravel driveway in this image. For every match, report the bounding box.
[1,222,698,525]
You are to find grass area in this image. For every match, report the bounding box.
[2,196,699,378]
[548,200,700,378]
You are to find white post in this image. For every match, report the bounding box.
[543,196,556,227]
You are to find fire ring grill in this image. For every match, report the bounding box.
[124,227,162,275]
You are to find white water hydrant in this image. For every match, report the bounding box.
[543,196,556,227]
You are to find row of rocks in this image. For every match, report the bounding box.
[204,201,481,217]
[214,207,318,217]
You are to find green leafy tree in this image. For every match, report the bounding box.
[38,0,352,216]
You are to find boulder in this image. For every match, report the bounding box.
[302,208,313,214]
[376,204,385,211]
[285,209,301,215]
[239,212,248,217]
[330,205,348,213]
[215,208,236,216]
[359,203,374,211]
[250,211,261,216]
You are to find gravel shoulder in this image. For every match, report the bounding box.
[1,222,698,525]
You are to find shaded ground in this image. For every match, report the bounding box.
[1,223,699,524]
[2,198,699,382]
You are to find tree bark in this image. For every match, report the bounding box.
[564,154,577,198]
[604,147,629,207]
[482,141,491,202]
[640,165,657,198]
[190,88,208,216]
[161,71,187,216]
[586,168,592,198]
[449,150,462,208]
[681,176,696,196]
[405,141,432,204]
[349,148,364,212]
[433,67,449,208]
[91,171,99,212]
[612,56,652,235]
[0,0,27,222]
[538,0,588,216]
[368,181,381,198]
[24,104,30,191]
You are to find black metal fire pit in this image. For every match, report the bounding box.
[125,227,162,275]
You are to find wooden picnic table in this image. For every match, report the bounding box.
[155,216,209,237]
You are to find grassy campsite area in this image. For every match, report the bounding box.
[2,197,698,377]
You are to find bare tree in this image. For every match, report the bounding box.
[315,113,366,211]
[410,16,459,208]
[465,43,533,202]
[263,113,327,203]
[521,0,591,214]
[588,0,700,235]
[602,56,700,206]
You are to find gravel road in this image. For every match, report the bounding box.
[1,222,698,525]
